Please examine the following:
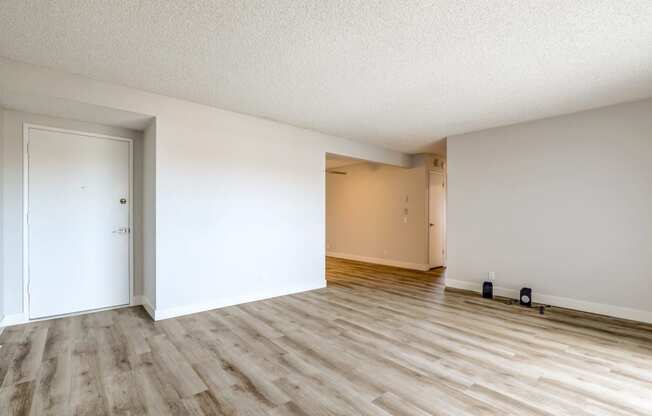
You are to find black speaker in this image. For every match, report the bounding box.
[482,281,493,299]
[520,287,532,307]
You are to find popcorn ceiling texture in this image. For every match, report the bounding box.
[1,1,650,152]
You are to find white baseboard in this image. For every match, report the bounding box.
[139,296,156,320]
[446,279,517,298]
[152,282,326,321]
[0,313,27,328]
[446,279,652,324]
[327,251,431,271]
[0,296,147,328]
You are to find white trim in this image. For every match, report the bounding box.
[446,279,507,295]
[1,302,143,327]
[327,252,431,271]
[22,123,136,322]
[140,296,156,320]
[1,297,147,328]
[0,313,25,328]
[22,125,28,323]
[152,282,325,321]
[428,170,447,268]
[445,279,652,324]
[128,135,135,307]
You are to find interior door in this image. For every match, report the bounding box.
[429,172,445,267]
[28,126,131,319]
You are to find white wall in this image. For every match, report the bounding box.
[142,119,157,312]
[0,107,4,324]
[447,99,652,323]
[0,58,410,320]
[326,160,430,270]
[1,110,143,319]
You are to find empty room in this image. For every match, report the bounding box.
[1,2,651,415]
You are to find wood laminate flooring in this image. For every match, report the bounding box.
[1,257,652,415]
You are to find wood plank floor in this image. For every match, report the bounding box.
[1,257,652,415]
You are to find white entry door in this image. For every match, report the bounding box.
[27,126,131,319]
[429,172,446,267]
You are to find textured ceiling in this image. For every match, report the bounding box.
[1,1,651,153]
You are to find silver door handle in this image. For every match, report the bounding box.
[112,227,130,234]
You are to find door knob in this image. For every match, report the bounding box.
[112,227,130,234]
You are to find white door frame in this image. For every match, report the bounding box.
[22,123,135,322]
[428,170,447,268]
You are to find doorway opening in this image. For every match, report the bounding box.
[325,152,446,275]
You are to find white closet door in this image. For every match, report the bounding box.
[28,127,131,319]
[429,172,445,267]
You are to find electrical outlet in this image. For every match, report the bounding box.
[488,272,495,282]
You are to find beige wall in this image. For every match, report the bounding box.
[447,98,652,323]
[326,157,435,269]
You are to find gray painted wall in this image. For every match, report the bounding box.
[142,119,157,308]
[447,99,652,322]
